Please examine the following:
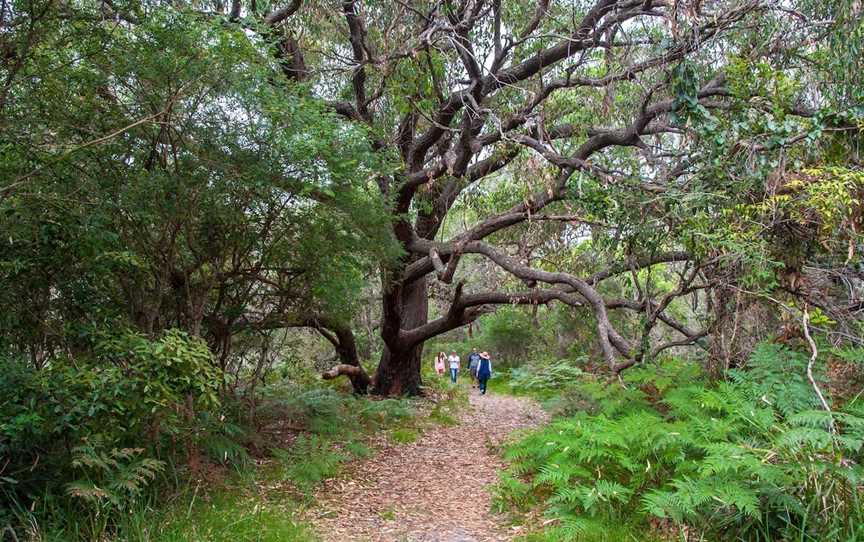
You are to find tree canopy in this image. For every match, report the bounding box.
[2,0,863,396]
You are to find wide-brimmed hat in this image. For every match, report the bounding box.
[480,351,490,358]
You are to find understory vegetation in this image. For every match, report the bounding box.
[2,364,464,540]
[493,345,864,541]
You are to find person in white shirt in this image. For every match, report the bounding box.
[447,351,460,383]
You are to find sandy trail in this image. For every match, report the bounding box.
[309,389,547,542]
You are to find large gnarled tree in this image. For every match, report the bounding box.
[268,0,848,394]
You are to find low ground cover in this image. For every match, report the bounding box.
[493,345,864,541]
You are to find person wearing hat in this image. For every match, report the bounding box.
[476,352,493,395]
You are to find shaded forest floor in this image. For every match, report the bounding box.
[306,388,547,542]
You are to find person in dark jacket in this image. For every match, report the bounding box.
[467,348,481,388]
[477,351,493,395]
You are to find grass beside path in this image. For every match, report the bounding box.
[110,376,467,542]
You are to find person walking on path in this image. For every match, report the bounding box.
[434,351,446,376]
[467,348,481,388]
[448,351,460,383]
[477,352,493,395]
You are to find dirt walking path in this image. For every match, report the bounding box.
[309,390,547,542]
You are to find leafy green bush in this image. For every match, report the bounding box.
[0,329,226,538]
[497,347,864,541]
[504,357,651,417]
[478,307,540,363]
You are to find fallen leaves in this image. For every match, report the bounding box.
[307,392,547,542]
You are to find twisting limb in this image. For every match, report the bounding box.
[400,286,585,347]
[231,314,371,394]
[409,236,634,368]
[263,0,302,25]
[802,305,835,432]
[322,364,372,394]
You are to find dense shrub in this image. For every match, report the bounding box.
[506,359,587,397]
[496,346,864,541]
[477,307,540,363]
[0,329,224,537]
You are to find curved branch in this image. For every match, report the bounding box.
[401,286,585,346]
[322,364,371,394]
[264,0,302,25]
[233,314,369,393]
[409,236,632,367]
[589,251,692,285]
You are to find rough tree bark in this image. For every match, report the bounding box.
[324,321,371,394]
[373,273,428,395]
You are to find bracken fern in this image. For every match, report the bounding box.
[498,347,864,541]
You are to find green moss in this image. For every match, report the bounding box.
[390,428,420,444]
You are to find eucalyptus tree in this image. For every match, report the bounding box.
[272,0,860,394]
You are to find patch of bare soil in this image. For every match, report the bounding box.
[308,389,548,542]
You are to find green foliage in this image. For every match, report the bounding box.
[0,330,231,538]
[199,417,252,468]
[1,329,220,454]
[729,342,825,417]
[272,436,349,495]
[0,0,398,391]
[497,347,864,541]
[94,329,222,419]
[477,307,540,363]
[501,357,652,417]
[507,359,587,396]
[62,441,166,538]
[65,442,165,509]
[138,491,317,542]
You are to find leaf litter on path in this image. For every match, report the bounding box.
[308,390,548,542]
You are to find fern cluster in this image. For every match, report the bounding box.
[508,359,588,396]
[66,441,165,508]
[57,440,167,538]
[497,345,864,541]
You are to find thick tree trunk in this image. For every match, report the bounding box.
[373,343,424,396]
[331,324,371,394]
[322,364,371,394]
[315,319,371,394]
[372,275,428,396]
